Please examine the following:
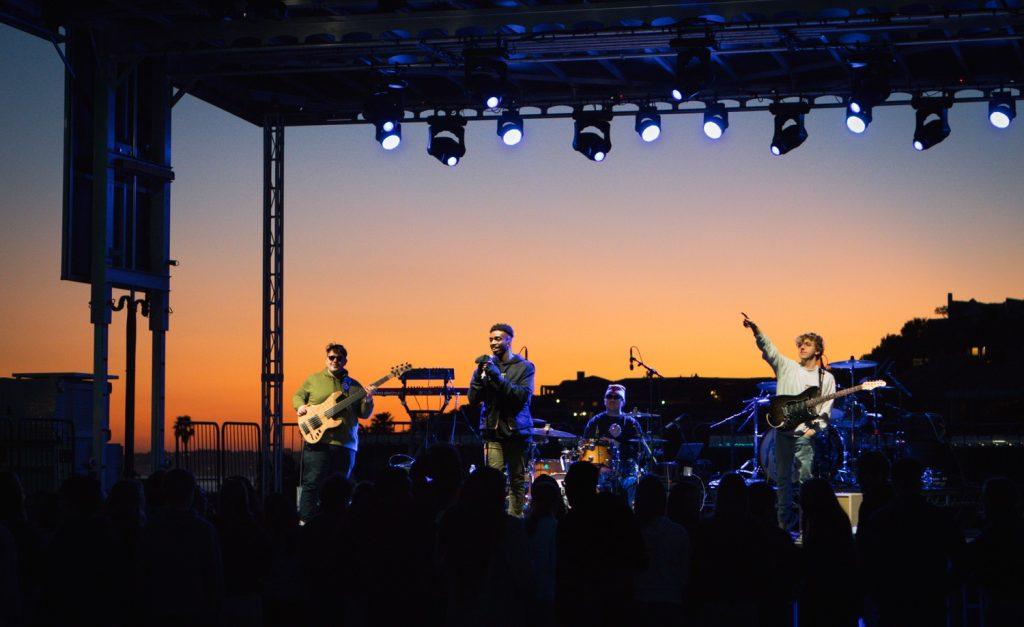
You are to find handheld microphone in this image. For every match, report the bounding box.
[475,354,492,379]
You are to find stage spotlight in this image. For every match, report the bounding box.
[912,97,951,151]
[364,90,404,151]
[572,110,612,162]
[635,108,661,142]
[845,101,871,134]
[670,45,711,102]
[497,110,524,146]
[375,120,402,150]
[427,116,466,167]
[989,93,1016,129]
[769,102,810,156]
[702,102,728,139]
[466,48,508,110]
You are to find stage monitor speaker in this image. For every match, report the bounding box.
[835,491,863,529]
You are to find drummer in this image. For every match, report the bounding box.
[581,384,641,482]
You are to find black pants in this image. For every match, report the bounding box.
[299,443,355,521]
[485,438,530,516]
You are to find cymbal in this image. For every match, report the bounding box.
[530,426,577,439]
[830,359,877,370]
[628,437,668,444]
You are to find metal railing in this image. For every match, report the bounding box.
[222,421,261,489]
[174,420,221,495]
[0,417,76,493]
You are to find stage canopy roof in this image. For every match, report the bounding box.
[2,1,1022,126]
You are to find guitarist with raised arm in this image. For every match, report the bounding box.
[293,342,375,523]
[743,314,835,532]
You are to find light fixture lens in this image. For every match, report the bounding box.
[671,88,683,102]
[486,95,500,109]
[771,144,781,156]
[640,122,661,142]
[594,151,605,162]
[446,156,458,166]
[502,127,522,146]
[382,120,395,132]
[913,140,924,151]
[703,120,723,139]
[850,101,862,114]
[381,133,401,150]
[990,109,1011,129]
[846,114,867,134]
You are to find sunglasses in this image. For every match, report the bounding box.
[327,355,345,361]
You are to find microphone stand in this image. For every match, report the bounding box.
[629,351,664,427]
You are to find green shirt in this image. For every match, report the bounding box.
[292,368,372,450]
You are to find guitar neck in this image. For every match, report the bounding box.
[801,384,867,410]
[323,372,394,419]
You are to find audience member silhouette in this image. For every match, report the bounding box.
[106,478,148,626]
[690,473,767,627]
[859,457,964,627]
[525,474,564,626]
[967,476,1024,626]
[798,479,859,627]
[43,474,116,626]
[140,468,224,627]
[0,470,44,625]
[262,491,303,627]
[667,475,704,538]
[437,466,532,627]
[556,461,645,627]
[633,475,689,627]
[747,480,799,627]
[855,451,893,536]
[216,475,271,625]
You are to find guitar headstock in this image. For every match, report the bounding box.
[862,380,887,391]
[391,362,413,378]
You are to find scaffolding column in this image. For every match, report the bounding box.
[261,118,284,494]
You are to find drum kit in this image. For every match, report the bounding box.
[529,414,670,500]
[720,358,909,487]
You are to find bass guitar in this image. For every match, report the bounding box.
[766,380,886,430]
[297,363,412,444]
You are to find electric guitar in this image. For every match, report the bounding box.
[766,380,886,430]
[297,363,412,444]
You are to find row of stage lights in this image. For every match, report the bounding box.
[366,91,1018,166]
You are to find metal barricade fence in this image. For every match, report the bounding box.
[174,420,221,496]
[222,422,261,489]
[7,418,76,494]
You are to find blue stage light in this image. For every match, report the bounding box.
[846,101,871,134]
[427,116,467,166]
[769,102,810,156]
[912,97,950,151]
[635,109,661,142]
[497,110,524,146]
[572,111,612,162]
[702,103,728,139]
[375,121,401,150]
[989,93,1016,129]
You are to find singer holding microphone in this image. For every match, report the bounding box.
[469,323,536,516]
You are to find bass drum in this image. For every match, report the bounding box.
[758,428,844,484]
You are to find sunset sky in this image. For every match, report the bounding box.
[1,25,1022,452]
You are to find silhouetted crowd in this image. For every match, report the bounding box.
[1,449,1023,627]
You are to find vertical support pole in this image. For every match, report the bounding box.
[151,301,167,473]
[261,118,284,494]
[90,42,115,488]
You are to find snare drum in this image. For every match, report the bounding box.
[577,439,615,467]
